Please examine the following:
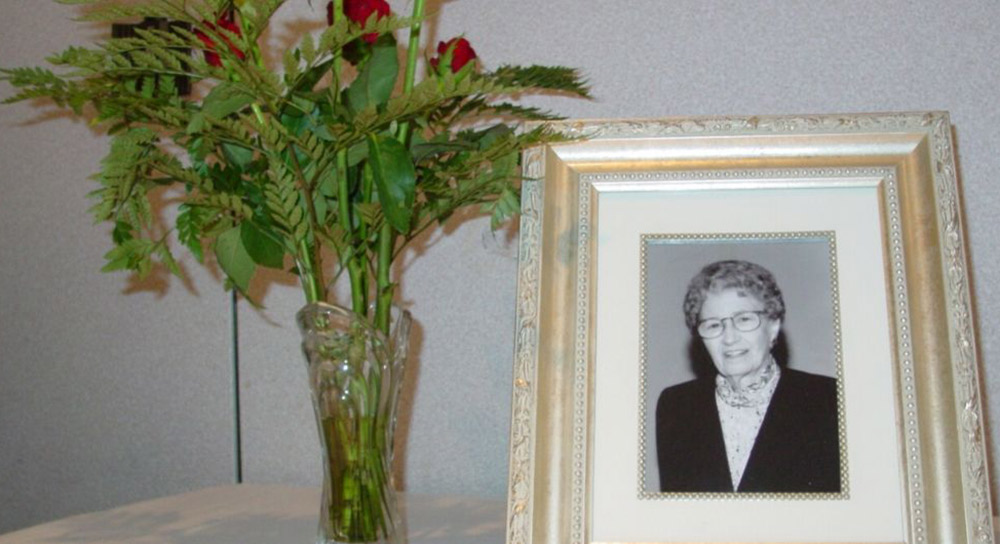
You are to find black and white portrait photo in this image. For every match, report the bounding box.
[641,235,845,495]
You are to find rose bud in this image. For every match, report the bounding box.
[335,0,391,43]
[430,37,477,74]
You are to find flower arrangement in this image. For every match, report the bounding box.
[2,0,588,333]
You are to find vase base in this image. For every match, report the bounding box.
[316,537,402,544]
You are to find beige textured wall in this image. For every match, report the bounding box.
[3,0,1000,535]
[0,1,238,535]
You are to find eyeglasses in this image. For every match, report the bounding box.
[696,310,768,339]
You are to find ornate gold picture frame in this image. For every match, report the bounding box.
[505,113,992,544]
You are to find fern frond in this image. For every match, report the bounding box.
[167,24,208,49]
[176,203,213,262]
[0,66,63,87]
[413,125,557,228]
[65,1,176,22]
[127,27,171,48]
[351,76,506,136]
[154,238,182,277]
[101,237,157,277]
[218,58,283,107]
[263,165,307,242]
[238,0,287,41]
[47,46,106,71]
[487,102,562,120]
[147,46,188,72]
[447,97,564,124]
[123,182,154,228]
[0,67,69,105]
[297,131,326,163]
[482,184,521,230]
[204,111,262,149]
[190,192,254,220]
[127,49,173,73]
[136,104,192,130]
[137,26,198,48]
[487,65,591,98]
[189,1,225,24]
[258,113,292,149]
[147,150,214,192]
[300,32,317,66]
[259,70,283,97]
[98,128,158,198]
[317,15,418,54]
[282,48,302,84]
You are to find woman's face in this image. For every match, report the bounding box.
[698,288,781,389]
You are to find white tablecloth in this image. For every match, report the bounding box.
[0,485,505,544]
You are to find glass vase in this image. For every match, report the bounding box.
[297,302,411,544]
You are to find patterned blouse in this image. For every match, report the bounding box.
[714,357,781,490]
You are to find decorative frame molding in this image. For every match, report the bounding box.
[505,112,993,544]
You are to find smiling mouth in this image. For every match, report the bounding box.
[724,349,749,358]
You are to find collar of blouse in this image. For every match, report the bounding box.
[715,356,780,408]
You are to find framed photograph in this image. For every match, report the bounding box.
[505,112,992,544]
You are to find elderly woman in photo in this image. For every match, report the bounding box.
[656,260,841,493]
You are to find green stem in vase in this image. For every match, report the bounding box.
[373,0,427,333]
[338,148,367,316]
[397,0,426,146]
[374,223,394,335]
[323,413,393,542]
[298,238,323,304]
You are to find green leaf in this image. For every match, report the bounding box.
[240,221,285,269]
[314,192,328,226]
[347,141,369,167]
[214,225,256,293]
[477,124,514,149]
[317,164,338,197]
[111,220,135,244]
[493,149,518,179]
[299,32,317,65]
[186,112,206,134]
[202,82,256,119]
[493,187,521,229]
[101,256,131,274]
[292,58,334,95]
[221,142,254,170]
[367,134,415,233]
[290,94,317,115]
[345,43,398,113]
[101,244,134,273]
[282,48,301,85]
[411,141,473,162]
[100,238,154,277]
[279,110,307,135]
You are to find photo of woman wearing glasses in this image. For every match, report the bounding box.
[654,259,842,494]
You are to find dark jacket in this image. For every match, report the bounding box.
[655,367,841,493]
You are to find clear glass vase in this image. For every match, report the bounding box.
[297,302,411,544]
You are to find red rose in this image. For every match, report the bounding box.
[430,37,477,74]
[195,12,245,67]
[330,0,391,44]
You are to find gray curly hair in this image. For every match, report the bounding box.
[682,260,785,331]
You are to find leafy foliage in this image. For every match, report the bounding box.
[3,0,589,324]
